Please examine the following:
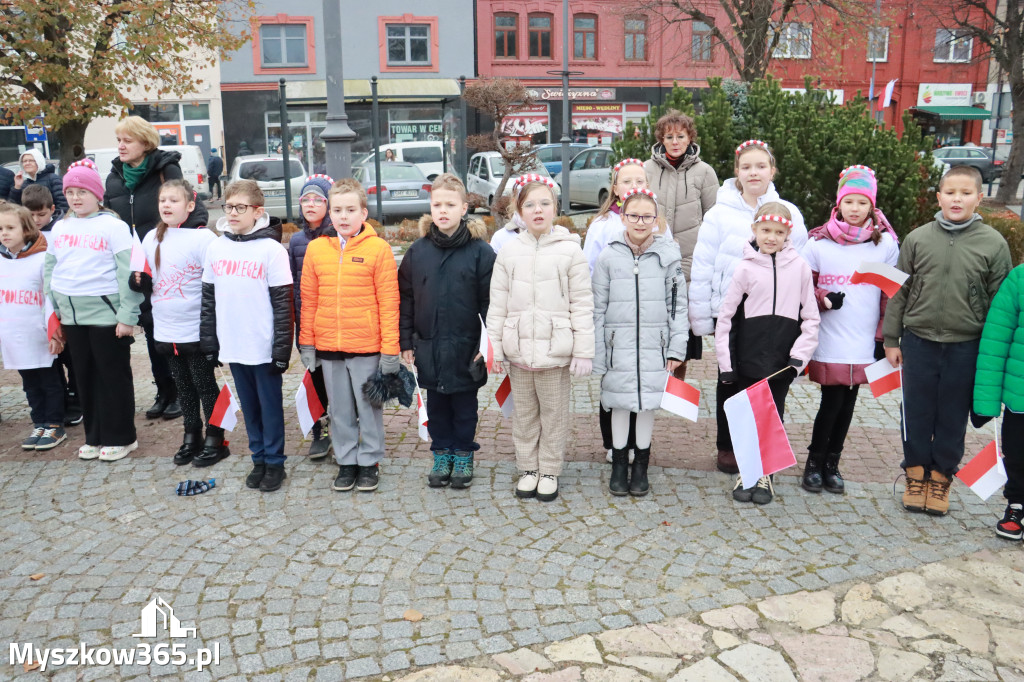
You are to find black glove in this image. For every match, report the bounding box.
[825,292,845,310]
[788,357,803,370]
[874,340,885,361]
[719,371,737,384]
[205,354,222,368]
[269,359,289,375]
[970,409,994,429]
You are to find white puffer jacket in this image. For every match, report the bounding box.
[688,179,807,336]
[487,228,595,368]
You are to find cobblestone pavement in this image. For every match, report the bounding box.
[0,336,1014,681]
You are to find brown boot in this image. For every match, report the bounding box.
[925,470,952,516]
[717,449,739,474]
[902,466,927,512]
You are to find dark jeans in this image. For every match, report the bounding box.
[19,362,65,425]
[1003,411,1024,504]
[139,294,173,388]
[599,405,635,450]
[425,389,480,452]
[809,385,860,455]
[230,362,285,466]
[168,351,220,433]
[209,177,222,199]
[64,325,136,446]
[900,330,978,476]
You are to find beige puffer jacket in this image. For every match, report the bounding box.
[643,143,719,281]
[487,228,595,368]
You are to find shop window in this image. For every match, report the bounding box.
[387,24,431,66]
[495,13,518,59]
[529,13,553,59]
[772,22,812,59]
[574,14,597,60]
[624,15,646,61]
[867,27,888,62]
[692,21,713,62]
[253,15,315,75]
[934,29,972,63]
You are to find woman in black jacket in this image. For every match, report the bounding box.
[104,116,209,420]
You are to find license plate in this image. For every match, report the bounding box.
[391,190,417,198]
[263,190,284,197]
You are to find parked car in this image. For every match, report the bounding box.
[933,146,1004,182]
[533,143,589,176]
[226,155,307,216]
[554,146,613,208]
[355,142,445,181]
[355,162,432,223]
[87,145,211,199]
[465,151,561,206]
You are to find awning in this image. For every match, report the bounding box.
[375,78,461,99]
[913,106,992,120]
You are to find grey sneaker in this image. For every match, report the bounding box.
[732,475,754,503]
[22,425,44,450]
[35,425,67,451]
[308,433,333,460]
[751,475,775,505]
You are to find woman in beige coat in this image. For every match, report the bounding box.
[488,181,595,502]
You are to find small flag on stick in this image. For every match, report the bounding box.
[495,374,514,418]
[661,374,700,422]
[864,358,902,398]
[209,382,239,431]
[417,389,430,441]
[850,261,908,298]
[724,378,796,488]
[956,440,1006,501]
[129,229,153,276]
[296,370,326,437]
[44,298,60,341]
[478,315,495,373]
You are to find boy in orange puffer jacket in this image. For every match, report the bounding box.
[299,178,400,494]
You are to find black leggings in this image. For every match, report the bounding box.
[63,325,136,446]
[168,351,220,433]
[1002,411,1024,504]
[808,385,860,455]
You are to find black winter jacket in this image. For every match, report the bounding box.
[398,216,496,394]
[105,149,208,239]
[200,216,294,366]
[0,167,14,204]
[287,215,333,341]
[8,164,68,213]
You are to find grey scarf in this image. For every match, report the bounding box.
[934,210,981,232]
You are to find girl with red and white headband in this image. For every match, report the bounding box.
[490,174,560,253]
[715,203,819,505]
[690,139,807,475]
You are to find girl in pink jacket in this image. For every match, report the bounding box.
[715,203,819,504]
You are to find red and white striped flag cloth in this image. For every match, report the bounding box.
[496,373,514,418]
[417,388,429,441]
[129,229,153,276]
[724,378,797,488]
[295,370,326,437]
[661,374,700,422]
[44,297,60,341]
[850,261,909,298]
[864,358,902,398]
[209,382,239,431]
[478,314,494,372]
[956,440,1007,501]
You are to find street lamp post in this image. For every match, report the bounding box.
[547,0,582,215]
[371,77,383,220]
[278,79,294,222]
[320,0,357,179]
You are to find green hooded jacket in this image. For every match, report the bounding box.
[974,264,1024,416]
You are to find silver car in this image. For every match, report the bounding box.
[227,155,307,216]
[355,162,432,222]
[554,146,613,208]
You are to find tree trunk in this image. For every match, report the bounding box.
[53,119,90,173]
[995,80,1024,205]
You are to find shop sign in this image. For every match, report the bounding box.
[527,87,616,101]
[917,84,972,107]
[502,103,549,137]
[572,103,624,134]
[390,122,443,137]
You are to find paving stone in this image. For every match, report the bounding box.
[523,667,583,682]
[699,606,760,630]
[667,658,740,682]
[936,653,997,681]
[876,573,932,611]
[879,615,934,639]
[876,647,931,682]
[492,648,554,675]
[917,609,990,653]
[545,635,604,665]
[712,630,742,649]
[718,643,797,682]
[757,590,836,630]
[395,666,503,682]
[609,655,682,676]
[597,626,675,656]
[778,634,874,682]
[581,665,653,682]
[990,625,1024,669]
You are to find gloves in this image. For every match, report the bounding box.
[874,340,885,361]
[970,409,994,429]
[825,292,845,310]
[205,354,222,368]
[379,354,401,375]
[300,345,318,371]
[569,357,592,378]
[269,359,289,375]
[788,357,803,370]
[719,371,737,384]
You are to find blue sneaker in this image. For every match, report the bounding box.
[449,451,474,489]
[427,450,454,488]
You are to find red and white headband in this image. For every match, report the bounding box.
[621,187,658,204]
[67,159,99,171]
[613,158,644,173]
[839,165,875,179]
[514,174,557,192]
[754,214,794,229]
[308,173,336,184]
[735,140,771,155]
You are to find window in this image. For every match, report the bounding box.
[387,24,431,66]
[772,22,812,59]
[259,24,308,67]
[529,13,552,59]
[867,27,888,62]
[574,14,597,59]
[934,29,972,63]
[495,13,518,58]
[692,21,713,62]
[624,15,646,61]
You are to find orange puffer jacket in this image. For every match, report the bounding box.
[299,223,400,355]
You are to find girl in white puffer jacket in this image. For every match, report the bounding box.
[688,140,807,475]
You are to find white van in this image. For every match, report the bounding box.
[85,145,211,199]
[356,142,445,180]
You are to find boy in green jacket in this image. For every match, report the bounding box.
[974,262,1024,540]
[883,165,1012,516]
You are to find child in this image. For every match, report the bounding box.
[974,262,1024,539]
[288,174,335,460]
[299,178,400,494]
[43,160,142,461]
[200,180,293,492]
[487,180,595,502]
[0,204,66,449]
[592,188,687,496]
[884,165,1012,516]
[801,166,899,494]
[131,180,221,467]
[690,140,807,475]
[398,173,496,488]
[715,203,819,504]
[490,174,560,253]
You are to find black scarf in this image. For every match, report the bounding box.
[428,220,471,249]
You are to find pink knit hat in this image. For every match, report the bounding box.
[63,159,105,201]
[836,165,877,207]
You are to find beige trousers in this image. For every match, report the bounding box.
[509,365,571,476]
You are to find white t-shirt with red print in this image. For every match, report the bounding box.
[0,251,56,369]
[142,227,217,344]
[46,213,134,297]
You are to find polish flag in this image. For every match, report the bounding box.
[129,230,153,276]
[661,374,700,422]
[209,382,239,431]
[864,358,901,398]
[881,79,898,109]
[296,370,326,437]
[850,261,908,298]
[417,389,429,441]
[478,315,494,372]
[496,373,514,418]
[956,441,1007,501]
[44,298,60,341]
[724,378,796,488]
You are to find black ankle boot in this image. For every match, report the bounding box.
[609,447,630,496]
[173,430,203,465]
[193,425,230,467]
[802,452,824,493]
[146,382,174,419]
[823,453,845,494]
[629,447,651,496]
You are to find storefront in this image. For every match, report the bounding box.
[911,84,990,147]
[129,101,216,160]
[501,104,550,145]
[501,90,651,147]
[571,103,650,145]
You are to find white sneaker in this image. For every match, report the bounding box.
[536,474,559,502]
[78,444,101,460]
[98,441,139,462]
[516,471,539,498]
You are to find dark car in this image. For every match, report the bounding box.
[933,146,1004,183]
[533,143,589,176]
